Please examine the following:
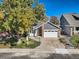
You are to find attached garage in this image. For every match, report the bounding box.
[31,22,60,38]
[44,31,58,38]
[43,22,60,38]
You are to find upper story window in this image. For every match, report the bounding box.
[72,15,79,20]
[76,27,79,31]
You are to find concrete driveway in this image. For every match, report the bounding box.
[36,38,65,49]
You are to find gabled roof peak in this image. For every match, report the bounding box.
[62,13,79,26]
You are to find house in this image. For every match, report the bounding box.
[29,21,60,38]
[60,13,79,36]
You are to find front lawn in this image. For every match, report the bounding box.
[0,37,40,48]
[16,38,40,48]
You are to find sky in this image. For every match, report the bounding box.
[39,0,79,16]
[0,0,79,17]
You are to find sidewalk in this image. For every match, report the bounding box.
[0,48,79,59]
[0,48,79,54]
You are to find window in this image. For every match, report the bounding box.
[72,15,79,20]
[76,27,79,31]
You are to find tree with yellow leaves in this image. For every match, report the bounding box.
[0,10,4,21]
[2,0,36,41]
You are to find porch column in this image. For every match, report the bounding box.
[70,28,73,36]
[73,27,75,35]
[70,27,76,36]
[42,24,44,38]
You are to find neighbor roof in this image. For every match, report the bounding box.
[63,13,79,26]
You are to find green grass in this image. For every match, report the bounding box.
[26,39,40,48]
[0,37,40,48]
[16,38,40,48]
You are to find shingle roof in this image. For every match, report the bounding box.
[33,22,47,30]
[33,22,60,30]
[63,13,79,26]
[44,22,58,29]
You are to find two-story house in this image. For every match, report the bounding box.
[60,13,79,36]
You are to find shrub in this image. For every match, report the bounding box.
[5,36,18,47]
[70,35,79,47]
[16,38,40,48]
[16,38,27,48]
[26,39,40,48]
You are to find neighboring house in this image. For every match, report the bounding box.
[60,13,79,36]
[29,21,60,38]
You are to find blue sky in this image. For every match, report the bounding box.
[0,0,79,16]
[39,0,79,16]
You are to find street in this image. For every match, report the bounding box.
[0,52,79,59]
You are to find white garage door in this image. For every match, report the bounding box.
[44,31,58,38]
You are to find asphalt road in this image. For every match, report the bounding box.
[0,53,79,59]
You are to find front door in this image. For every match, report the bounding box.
[38,27,42,36]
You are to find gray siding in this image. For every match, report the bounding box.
[64,26,71,36]
[60,15,69,27]
[60,15,71,35]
